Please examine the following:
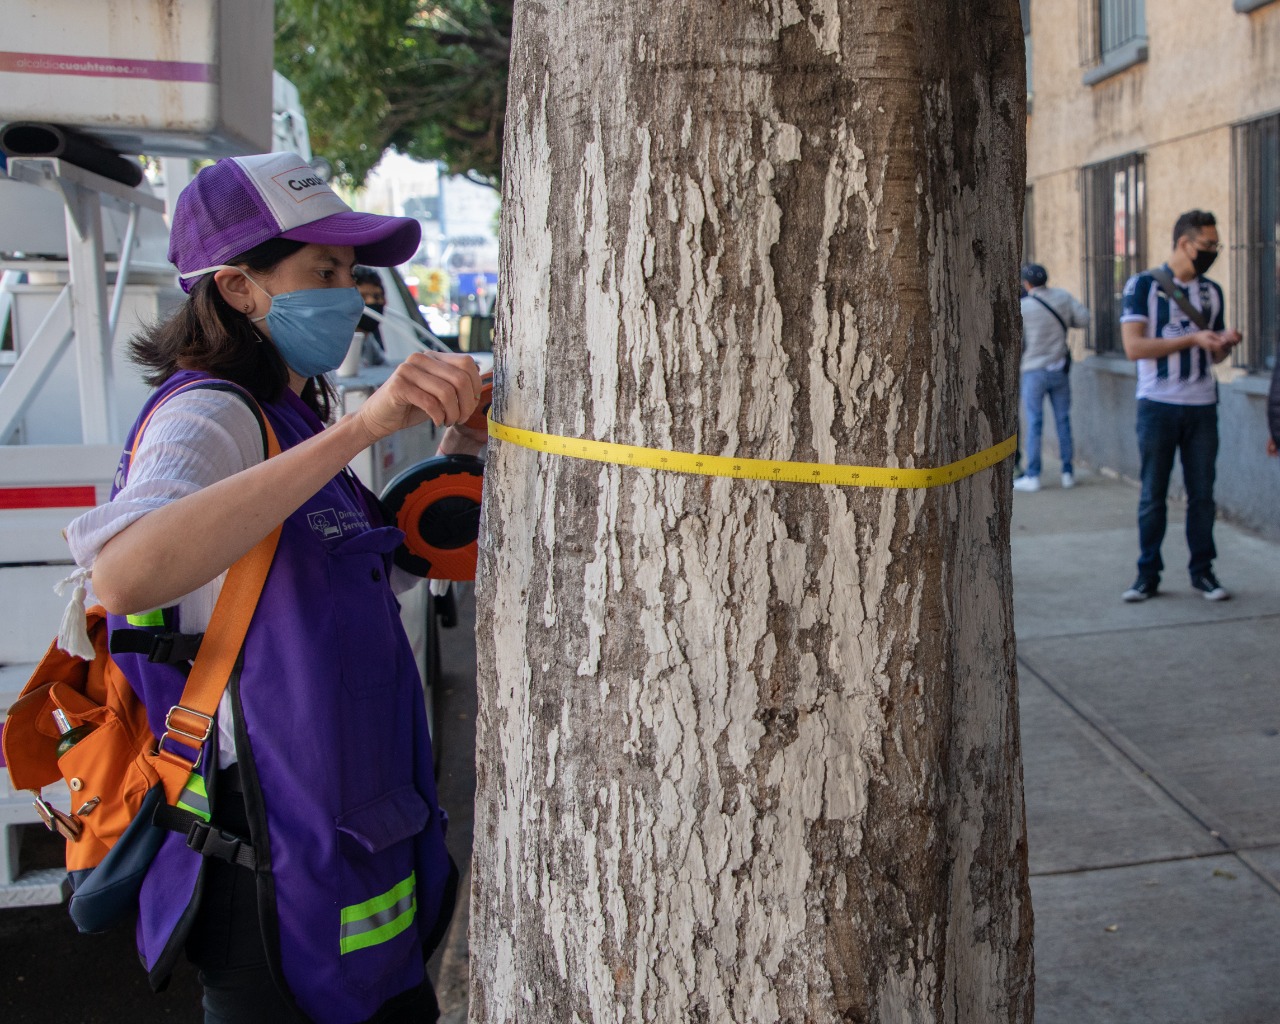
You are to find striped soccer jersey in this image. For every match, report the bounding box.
[1120,264,1225,405]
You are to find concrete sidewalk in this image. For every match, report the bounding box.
[1013,463,1280,1024]
[431,463,1279,1023]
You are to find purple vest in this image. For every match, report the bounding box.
[107,371,455,1023]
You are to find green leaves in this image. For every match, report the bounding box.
[275,0,512,185]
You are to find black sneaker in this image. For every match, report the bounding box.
[1191,572,1230,601]
[1122,577,1159,602]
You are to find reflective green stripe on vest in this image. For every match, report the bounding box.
[126,609,166,627]
[339,872,416,955]
[175,773,211,822]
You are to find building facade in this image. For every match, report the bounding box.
[1025,0,1280,537]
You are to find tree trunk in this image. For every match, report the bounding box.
[472,2,1031,1021]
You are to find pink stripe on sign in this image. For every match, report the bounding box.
[0,51,215,83]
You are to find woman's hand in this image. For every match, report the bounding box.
[354,352,483,444]
[439,423,489,458]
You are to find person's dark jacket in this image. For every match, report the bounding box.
[1270,355,1280,446]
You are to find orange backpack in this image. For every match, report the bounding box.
[1,382,280,924]
[4,608,161,869]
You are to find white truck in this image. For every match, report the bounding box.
[0,0,468,907]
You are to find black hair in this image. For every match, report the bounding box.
[1172,210,1216,249]
[131,237,336,421]
[353,266,382,288]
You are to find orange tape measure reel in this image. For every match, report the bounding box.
[381,455,484,580]
[380,371,492,580]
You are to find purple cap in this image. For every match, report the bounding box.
[169,152,422,292]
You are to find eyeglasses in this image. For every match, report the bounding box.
[1191,240,1223,253]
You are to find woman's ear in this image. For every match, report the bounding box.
[213,267,257,314]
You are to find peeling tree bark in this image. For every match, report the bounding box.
[472,2,1031,1021]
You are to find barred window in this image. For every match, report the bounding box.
[1099,0,1145,58]
[1231,113,1280,372]
[1080,0,1148,85]
[1024,184,1035,266]
[1022,0,1033,102]
[1081,153,1146,354]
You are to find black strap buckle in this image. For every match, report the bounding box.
[110,628,204,664]
[148,631,203,663]
[185,820,255,869]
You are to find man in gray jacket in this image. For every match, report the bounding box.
[1014,264,1091,492]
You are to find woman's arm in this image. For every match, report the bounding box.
[92,352,481,614]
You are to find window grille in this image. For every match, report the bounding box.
[1231,113,1280,372]
[1081,153,1146,353]
[1022,0,1033,101]
[1099,0,1145,57]
[1079,0,1148,76]
[1024,185,1035,266]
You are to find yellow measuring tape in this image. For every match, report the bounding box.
[488,418,1016,489]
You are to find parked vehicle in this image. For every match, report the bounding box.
[0,0,467,908]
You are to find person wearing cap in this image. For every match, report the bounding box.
[1014,263,1090,493]
[64,152,480,1023]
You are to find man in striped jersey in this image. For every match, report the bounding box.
[1119,210,1242,603]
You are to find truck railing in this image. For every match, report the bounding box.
[0,158,166,446]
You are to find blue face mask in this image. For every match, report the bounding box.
[184,264,366,378]
[254,286,366,378]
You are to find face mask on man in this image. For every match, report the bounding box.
[358,303,385,334]
[1191,246,1218,277]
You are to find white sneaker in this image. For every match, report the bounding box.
[1061,472,1075,489]
[1191,573,1230,601]
[1013,475,1041,493]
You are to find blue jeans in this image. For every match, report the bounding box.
[1135,399,1218,581]
[1021,367,1073,478]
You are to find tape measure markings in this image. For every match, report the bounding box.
[488,418,1015,489]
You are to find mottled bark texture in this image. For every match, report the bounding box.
[472,2,1031,1021]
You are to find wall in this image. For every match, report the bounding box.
[1027,0,1280,539]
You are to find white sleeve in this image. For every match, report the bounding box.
[391,565,423,596]
[66,388,265,627]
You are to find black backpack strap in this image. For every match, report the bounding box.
[151,798,257,870]
[120,379,270,494]
[1148,266,1209,330]
[1028,293,1069,336]
[189,381,270,462]
[110,629,204,664]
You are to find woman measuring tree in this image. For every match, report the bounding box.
[67,152,480,1023]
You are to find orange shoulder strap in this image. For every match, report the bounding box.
[132,385,284,791]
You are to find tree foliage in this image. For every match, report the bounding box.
[275,0,511,185]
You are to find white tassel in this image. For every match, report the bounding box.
[429,578,451,597]
[54,568,95,661]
